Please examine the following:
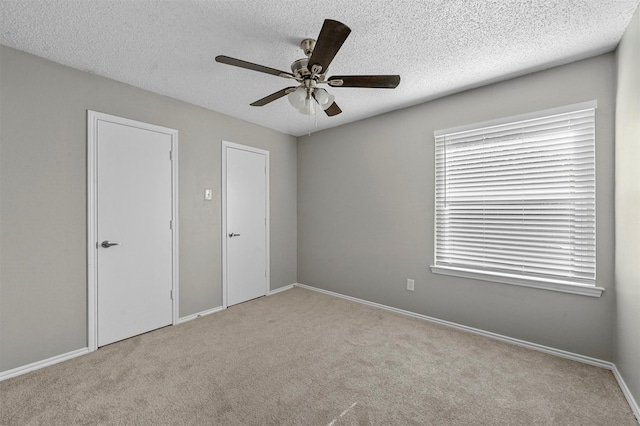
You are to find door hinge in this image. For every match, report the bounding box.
[169,150,173,160]
[169,219,173,230]
[170,289,173,300]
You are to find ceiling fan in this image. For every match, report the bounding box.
[215,19,400,117]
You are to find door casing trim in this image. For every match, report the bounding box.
[87,110,179,352]
[221,140,270,308]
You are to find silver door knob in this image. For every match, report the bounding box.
[228,233,241,238]
[101,240,121,248]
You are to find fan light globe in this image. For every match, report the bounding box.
[288,87,306,109]
[314,88,335,111]
[314,88,329,105]
[322,94,335,111]
[299,98,316,115]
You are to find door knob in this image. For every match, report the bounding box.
[228,233,241,238]
[101,240,121,248]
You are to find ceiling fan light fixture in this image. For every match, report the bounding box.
[299,97,316,115]
[314,88,335,110]
[287,87,307,109]
[322,94,335,110]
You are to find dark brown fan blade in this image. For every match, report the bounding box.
[250,87,297,106]
[215,55,294,78]
[308,20,351,74]
[328,75,401,88]
[323,102,342,116]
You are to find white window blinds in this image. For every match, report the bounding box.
[433,102,596,289]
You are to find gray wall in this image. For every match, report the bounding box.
[298,53,617,361]
[0,45,297,372]
[615,6,640,409]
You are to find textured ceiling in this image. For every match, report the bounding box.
[1,0,638,136]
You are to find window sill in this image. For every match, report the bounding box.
[430,265,604,297]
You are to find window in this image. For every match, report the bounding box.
[431,101,603,297]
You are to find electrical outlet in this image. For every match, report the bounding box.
[204,189,213,200]
[407,279,415,291]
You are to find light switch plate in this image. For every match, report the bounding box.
[204,189,213,200]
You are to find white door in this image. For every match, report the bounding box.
[94,115,175,347]
[224,142,269,306]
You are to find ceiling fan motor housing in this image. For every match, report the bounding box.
[291,57,327,84]
[290,58,310,78]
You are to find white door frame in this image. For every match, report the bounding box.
[87,110,179,352]
[221,141,270,308]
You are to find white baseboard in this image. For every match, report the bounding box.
[177,305,226,324]
[612,364,640,422]
[267,284,294,296]
[0,347,89,382]
[295,283,639,423]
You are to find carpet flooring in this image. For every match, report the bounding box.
[0,286,636,425]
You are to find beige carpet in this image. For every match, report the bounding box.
[1,287,636,425]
